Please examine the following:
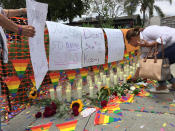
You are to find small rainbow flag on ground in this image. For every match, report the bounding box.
[29,122,52,131]
[30,75,36,87]
[113,110,123,117]
[4,76,21,97]
[109,94,134,104]
[11,59,29,79]
[49,72,60,89]
[94,113,121,125]
[56,120,78,131]
[67,70,76,84]
[137,89,150,97]
[80,68,88,79]
[93,66,100,74]
[101,103,120,113]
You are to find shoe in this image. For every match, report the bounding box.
[149,88,169,94]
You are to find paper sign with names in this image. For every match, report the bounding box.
[103,28,125,63]
[27,0,48,89]
[46,22,82,70]
[80,27,105,67]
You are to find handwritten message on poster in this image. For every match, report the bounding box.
[27,0,48,89]
[46,22,82,70]
[80,27,105,67]
[104,29,125,63]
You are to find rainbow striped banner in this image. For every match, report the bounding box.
[94,113,121,125]
[92,66,100,74]
[56,120,78,131]
[4,76,21,97]
[67,70,76,84]
[103,64,108,72]
[49,72,60,89]
[29,122,52,131]
[11,59,29,79]
[80,68,88,79]
[111,62,117,69]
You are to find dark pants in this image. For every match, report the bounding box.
[157,43,175,86]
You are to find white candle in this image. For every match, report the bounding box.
[120,72,123,81]
[100,72,104,81]
[66,89,71,102]
[77,87,82,98]
[97,82,101,91]
[94,75,99,84]
[114,75,118,85]
[123,75,127,83]
[89,86,94,98]
[103,75,106,85]
[49,88,55,100]
[106,77,110,87]
[110,73,114,83]
[89,80,93,87]
[56,86,62,101]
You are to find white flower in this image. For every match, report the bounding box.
[130,86,136,91]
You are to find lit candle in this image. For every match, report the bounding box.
[97,81,101,91]
[56,86,62,101]
[77,86,82,99]
[66,89,71,102]
[89,86,94,98]
[114,75,118,85]
[103,75,106,85]
[49,88,55,100]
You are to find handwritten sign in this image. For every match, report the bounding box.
[104,28,125,63]
[27,0,48,89]
[80,27,105,67]
[46,22,82,70]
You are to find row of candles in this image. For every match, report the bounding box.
[49,61,139,102]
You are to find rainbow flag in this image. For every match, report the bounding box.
[67,70,76,84]
[111,62,117,69]
[92,66,100,74]
[101,103,120,113]
[56,120,78,131]
[80,68,88,79]
[124,52,129,60]
[11,59,29,79]
[29,122,52,131]
[103,64,108,72]
[49,72,60,89]
[113,110,123,117]
[4,76,21,97]
[108,94,134,104]
[137,89,150,97]
[30,76,36,87]
[94,113,121,125]
[131,51,135,57]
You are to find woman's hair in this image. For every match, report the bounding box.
[126,27,141,42]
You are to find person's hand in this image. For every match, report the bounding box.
[19,8,27,15]
[20,25,35,37]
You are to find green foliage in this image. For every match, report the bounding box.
[0,0,26,9]
[36,0,89,22]
[82,23,95,28]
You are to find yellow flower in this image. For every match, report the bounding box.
[29,87,37,99]
[70,99,83,112]
[127,75,132,80]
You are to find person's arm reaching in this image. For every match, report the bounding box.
[3,8,26,17]
[0,13,35,37]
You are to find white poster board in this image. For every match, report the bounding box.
[104,28,125,63]
[26,0,48,89]
[46,22,82,70]
[81,27,105,67]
